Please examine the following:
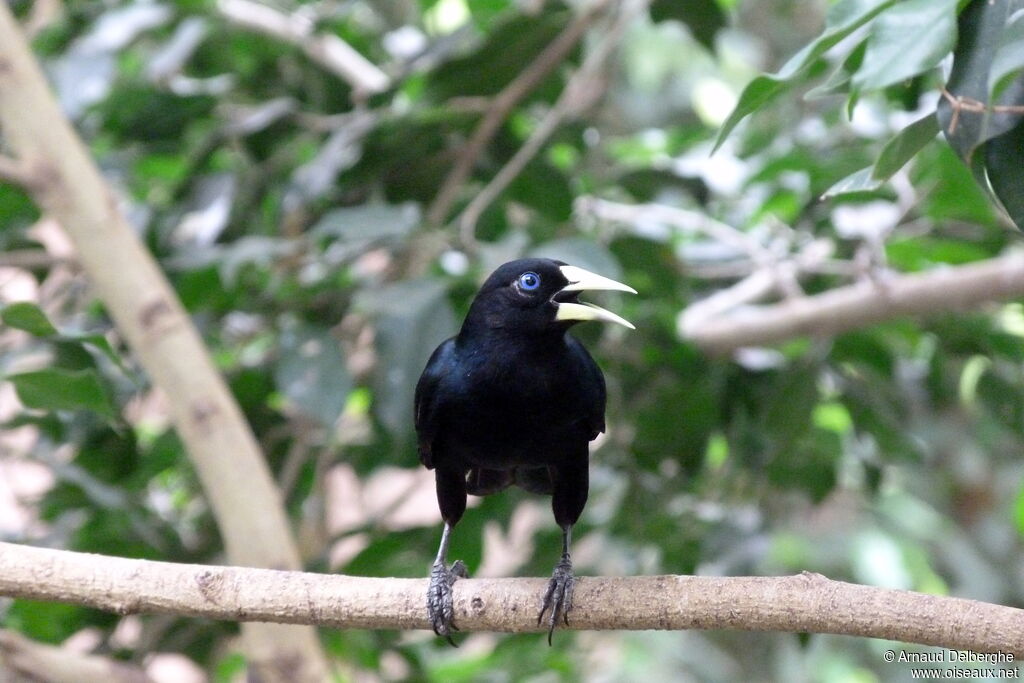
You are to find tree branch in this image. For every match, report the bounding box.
[683,251,1024,354]
[0,248,74,270]
[456,0,644,244]
[0,7,328,680]
[216,0,389,96]
[425,0,612,226]
[0,154,41,188]
[576,195,774,262]
[1,542,1022,655]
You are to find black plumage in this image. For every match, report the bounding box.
[414,258,635,643]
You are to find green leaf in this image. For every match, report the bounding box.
[75,333,131,375]
[274,324,352,429]
[851,0,958,92]
[938,0,1024,163]
[713,76,790,151]
[824,113,939,197]
[6,368,116,419]
[872,113,940,179]
[426,8,570,101]
[714,0,900,149]
[823,166,883,197]
[985,118,1024,228]
[649,0,728,50]
[355,278,457,438]
[990,8,1024,100]
[309,203,420,242]
[807,40,867,99]
[1,301,59,336]
[0,302,130,375]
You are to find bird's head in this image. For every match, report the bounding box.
[464,258,636,336]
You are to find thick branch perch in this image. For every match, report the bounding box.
[1,543,1022,655]
[684,252,1024,354]
[0,6,327,680]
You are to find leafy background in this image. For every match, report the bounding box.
[2,0,1024,680]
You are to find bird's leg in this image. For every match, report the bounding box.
[427,522,467,645]
[538,524,574,645]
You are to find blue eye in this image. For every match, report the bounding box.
[518,271,541,291]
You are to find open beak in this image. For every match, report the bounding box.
[554,265,637,330]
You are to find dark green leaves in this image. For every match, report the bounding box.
[2,301,59,336]
[649,0,727,50]
[826,113,940,196]
[355,279,457,438]
[720,0,1022,226]
[989,8,1024,99]
[937,0,1024,228]
[985,120,1024,227]
[1,301,127,372]
[7,368,116,419]
[2,302,122,419]
[851,0,958,92]
[937,0,1024,159]
[274,323,351,429]
[715,0,903,150]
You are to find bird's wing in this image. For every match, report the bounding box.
[414,337,457,469]
[566,335,607,439]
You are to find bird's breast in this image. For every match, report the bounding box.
[438,344,592,468]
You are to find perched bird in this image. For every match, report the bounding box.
[414,258,635,643]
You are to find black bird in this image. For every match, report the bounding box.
[414,258,635,643]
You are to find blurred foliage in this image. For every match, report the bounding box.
[1,0,1024,681]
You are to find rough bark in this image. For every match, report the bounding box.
[0,7,328,681]
[685,252,1024,354]
[1,542,1021,656]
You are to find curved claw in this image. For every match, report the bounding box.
[428,559,468,646]
[537,554,574,645]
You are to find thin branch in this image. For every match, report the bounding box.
[681,269,779,332]
[425,0,613,226]
[217,0,389,96]
[684,251,1024,354]
[680,239,837,331]
[457,0,646,245]
[1,542,1023,655]
[0,247,79,270]
[941,87,1024,135]
[0,7,328,680]
[577,195,774,262]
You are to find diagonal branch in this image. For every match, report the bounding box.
[2,542,1023,656]
[217,0,389,96]
[0,154,41,188]
[576,195,775,262]
[425,0,612,226]
[683,251,1024,354]
[456,0,645,245]
[0,6,328,681]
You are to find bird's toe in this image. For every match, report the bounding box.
[537,555,575,645]
[427,560,467,645]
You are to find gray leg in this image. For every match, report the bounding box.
[427,522,467,645]
[538,524,574,645]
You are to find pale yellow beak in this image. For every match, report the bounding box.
[554,265,636,330]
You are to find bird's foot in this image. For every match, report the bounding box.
[428,559,468,645]
[537,554,574,645]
